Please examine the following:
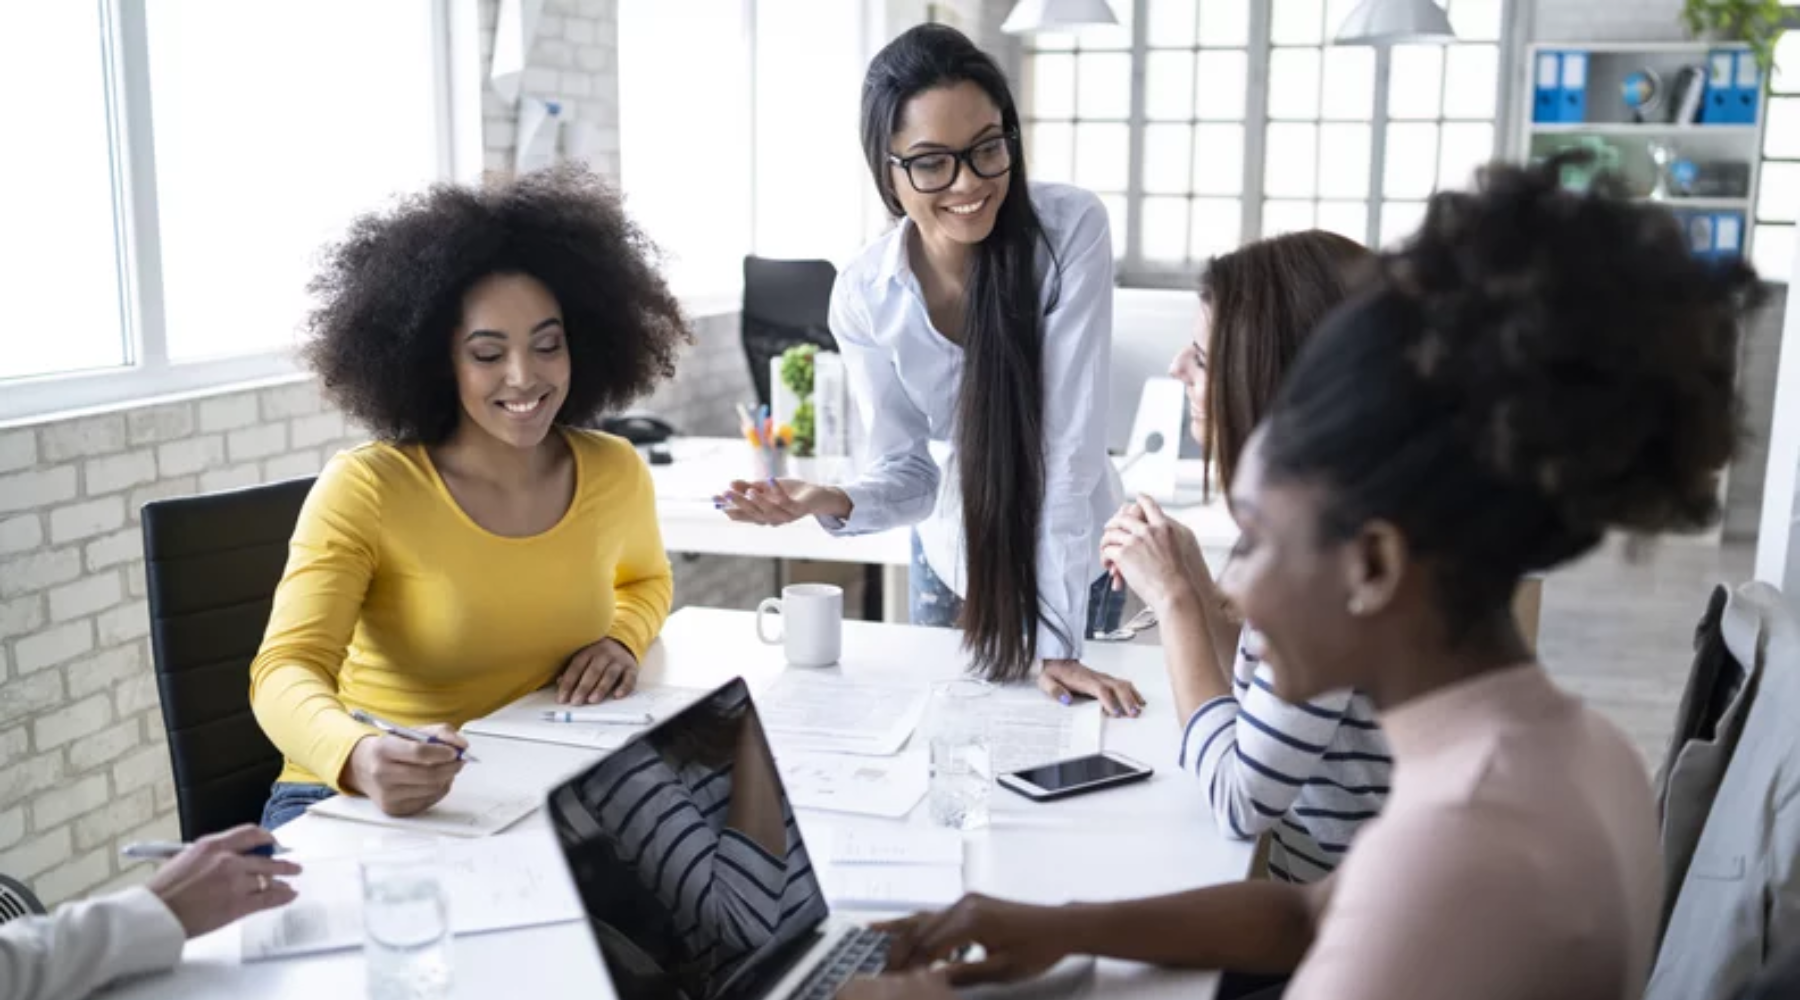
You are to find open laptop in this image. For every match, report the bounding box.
[546,678,890,1000]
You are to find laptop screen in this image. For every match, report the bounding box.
[547,679,830,1000]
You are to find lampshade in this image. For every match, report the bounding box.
[1000,0,1119,36]
[1333,0,1456,45]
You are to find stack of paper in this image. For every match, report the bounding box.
[463,685,707,750]
[778,749,928,818]
[814,825,963,912]
[760,673,927,757]
[306,736,600,837]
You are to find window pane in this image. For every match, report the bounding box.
[1766,98,1800,158]
[1030,53,1077,119]
[1269,48,1322,120]
[1321,46,1375,120]
[1753,224,1796,282]
[150,0,441,360]
[1388,45,1445,119]
[1030,121,1076,182]
[1098,194,1129,259]
[1148,0,1198,46]
[1076,123,1131,191]
[1199,0,1250,45]
[1760,162,1800,224]
[1776,31,1800,95]
[1317,201,1369,243]
[1191,198,1242,260]
[1263,199,1317,236]
[1193,123,1245,194]
[1380,199,1430,247]
[1074,1,1133,50]
[1147,50,1196,120]
[1384,123,1440,197]
[1,2,127,379]
[1143,195,1191,262]
[1438,122,1494,192]
[1443,45,1499,119]
[1318,124,1372,198]
[1450,0,1503,42]
[1265,123,1320,197]
[1272,0,1324,45]
[1145,124,1195,195]
[1077,52,1133,119]
[1030,34,1077,52]
[1195,49,1249,120]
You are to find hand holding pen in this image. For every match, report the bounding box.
[342,709,473,817]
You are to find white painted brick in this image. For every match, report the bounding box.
[152,776,177,814]
[114,670,160,717]
[0,744,65,802]
[31,694,113,752]
[126,404,196,446]
[577,0,609,17]
[0,548,81,598]
[95,600,150,647]
[291,411,346,449]
[49,571,122,623]
[537,14,567,37]
[227,424,288,463]
[155,435,225,478]
[114,745,169,796]
[34,847,114,907]
[524,65,562,92]
[566,17,596,43]
[67,721,141,772]
[49,496,126,545]
[15,619,95,674]
[124,561,146,598]
[561,72,594,97]
[259,383,322,420]
[0,807,23,852]
[74,787,155,852]
[0,594,45,635]
[127,478,196,523]
[484,117,518,150]
[140,704,166,745]
[40,416,127,462]
[199,464,260,493]
[0,465,78,515]
[0,724,24,761]
[0,827,71,881]
[198,394,261,433]
[264,450,321,483]
[33,774,112,831]
[544,0,578,13]
[577,44,610,73]
[0,430,37,474]
[0,514,43,555]
[69,643,146,700]
[484,149,511,173]
[88,868,151,896]
[84,450,158,495]
[536,39,575,69]
[85,528,142,571]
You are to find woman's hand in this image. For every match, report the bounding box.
[716,479,852,526]
[342,726,467,816]
[1101,497,1211,614]
[1039,660,1144,718]
[147,825,302,938]
[838,970,957,1000]
[876,894,1075,987]
[557,638,639,704]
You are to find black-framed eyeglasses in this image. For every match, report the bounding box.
[887,132,1018,195]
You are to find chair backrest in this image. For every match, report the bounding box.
[0,876,45,925]
[142,478,314,839]
[741,255,838,407]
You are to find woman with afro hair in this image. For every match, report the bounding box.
[249,165,689,827]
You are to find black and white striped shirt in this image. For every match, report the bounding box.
[1180,627,1392,883]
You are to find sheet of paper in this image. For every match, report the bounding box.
[779,750,928,819]
[464,685,708,750]
[306,736,601,837]
[515,96,563,173]
[817,863,963,912]
[987,696,1103,776]
[821,824,961,867]
[240,831,584,961]
[760,673,927,757]
[489,0,546,104]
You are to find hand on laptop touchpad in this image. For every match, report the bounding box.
[953,955,1094,1000]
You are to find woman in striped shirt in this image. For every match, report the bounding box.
[1102,230,1383,884]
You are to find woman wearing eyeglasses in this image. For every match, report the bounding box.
[717,24,1141,714]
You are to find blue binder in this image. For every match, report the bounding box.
[1731,52,1761,124]
[1703,50,1735,123]
[1685,213,1714,259]
[1533,51,1561,123]
[1711,212,1744,261]
[1558,51,1588,123]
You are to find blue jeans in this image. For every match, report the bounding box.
[261,782,336,830]
[907,531,1126,644]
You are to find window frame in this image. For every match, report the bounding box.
[1021,0,1520,289]
[0,0,469,424]
[1750,9,1800,283]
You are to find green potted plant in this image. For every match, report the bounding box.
[778,344,818,460]
[1681,0,1788,80]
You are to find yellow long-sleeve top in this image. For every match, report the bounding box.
[249,428,673,789]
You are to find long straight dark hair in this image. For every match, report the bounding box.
[860,24,1062,681]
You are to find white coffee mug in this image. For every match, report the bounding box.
[757,584,843,667]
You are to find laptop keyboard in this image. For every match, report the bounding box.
[788,928,892,1000]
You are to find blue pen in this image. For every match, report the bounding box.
[350,709,480,762]
[121,841,286,860]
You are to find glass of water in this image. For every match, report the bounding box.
[362,850,452,1000]
[926,679,993,829]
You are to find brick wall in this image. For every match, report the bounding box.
[479,0,621,180]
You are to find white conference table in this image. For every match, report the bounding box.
[113,608,1254,1000]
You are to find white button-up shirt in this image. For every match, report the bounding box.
[822,181,1121,661]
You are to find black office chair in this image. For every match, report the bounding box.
[142,478,313,839]
[0,875,45,925]
[741,255,838,408]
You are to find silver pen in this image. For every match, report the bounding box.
[121,841,286,859]
[351,709,480,762]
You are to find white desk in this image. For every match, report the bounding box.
[114,609,1253,1000]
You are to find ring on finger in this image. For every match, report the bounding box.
[256,873,270,894]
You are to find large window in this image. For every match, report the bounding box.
[1756,29,1799,281]
[1023,0,1508,282]
[0,0,448,419]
